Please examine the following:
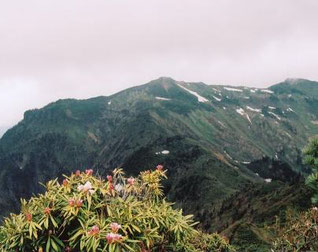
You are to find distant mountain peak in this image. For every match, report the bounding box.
[269,78,318,97]
[157,76,175,81]
[285,78,306,85]
[150,76,176,85]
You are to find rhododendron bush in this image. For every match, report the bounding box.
[0,166,233,251]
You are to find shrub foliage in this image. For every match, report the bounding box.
[304,137,318,204]
[0,166,233,251]
[271,207,318,251]
[270,137,318,251]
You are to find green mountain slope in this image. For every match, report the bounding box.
[0,77,317,249]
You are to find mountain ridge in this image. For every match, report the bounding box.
[2,75,316,140]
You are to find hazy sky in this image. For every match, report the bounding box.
[1,0,318,133]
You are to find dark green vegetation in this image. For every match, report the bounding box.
[303,137,318,204]
[270,137,318,251]
[0,77,318,250]
[272,207,318,251]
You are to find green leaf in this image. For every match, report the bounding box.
[51,237,59,252]
[46,237,51,252]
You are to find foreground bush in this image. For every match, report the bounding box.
[271,207,318,251]
[271,138,318,251]
[304,137,318,204]
[0,166,233,251]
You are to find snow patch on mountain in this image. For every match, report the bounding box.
[236,108,252,123]
[213,96,222,102]
[155,97,171,101]
[246,106,261,112]
[261,89,274,94]
[155,150,170,155]
[224,87,243,92]
[177,84,208,102]
[268,112,281,120]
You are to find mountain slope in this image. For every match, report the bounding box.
[0,77,317,249]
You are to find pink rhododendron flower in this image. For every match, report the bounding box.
[108,182,114,191]
[85,169,93,175]
[88,225,100,236]
[26,213,32,222]
[77,181,95,194]
[68,199,75,207]
[110,222,121,233]
[76,199,83,208]
[127,177,135,185]
[44,207,51,215]
[62,179,68,186]
[156,164,163,171]
[106,233,122,244]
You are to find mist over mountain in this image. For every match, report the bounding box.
[0,77,317,249]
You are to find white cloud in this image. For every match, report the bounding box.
[0,0,318,128]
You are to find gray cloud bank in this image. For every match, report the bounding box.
[1,0,318,131]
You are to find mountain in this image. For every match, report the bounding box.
[0,77,317,250]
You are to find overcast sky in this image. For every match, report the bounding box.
[1,0,318,134]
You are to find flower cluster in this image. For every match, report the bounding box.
[88,225,100,236]
[156,164,163,171]
[110,222,121,233]
[107,175,114,191]
[127,177,135,185]
[63,179,68,186]
[106,222,122,244]
[86,169,93,176]
[44,207,51,215]
[77,181,94,194]
[106,233,123,244]
[68,198,83,207]
[25,213,32,222]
